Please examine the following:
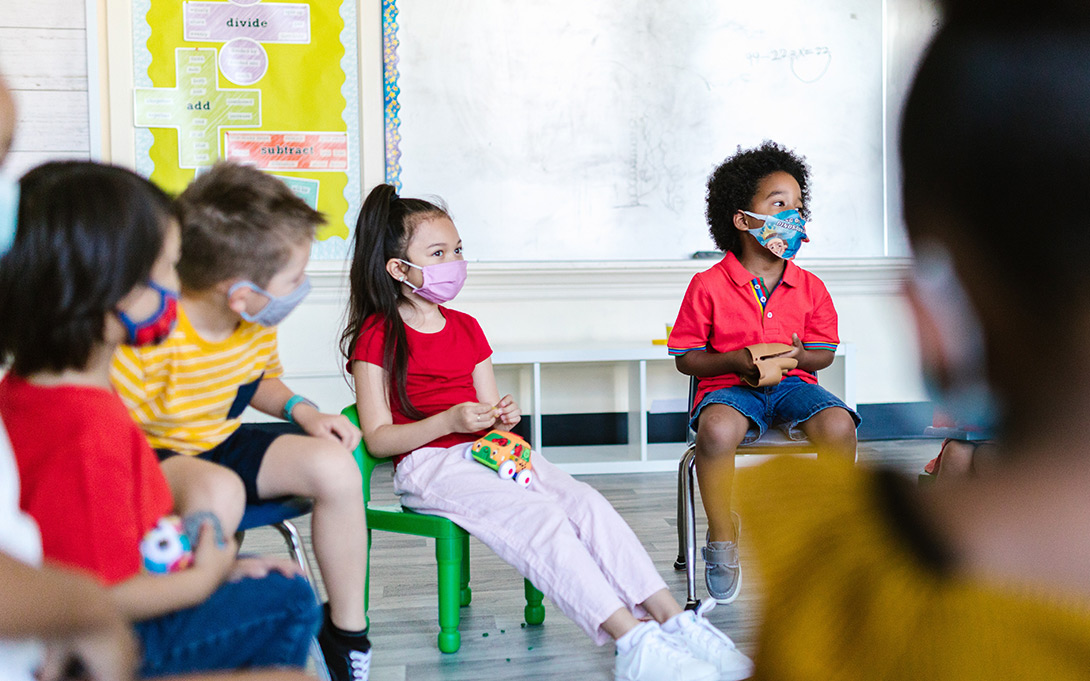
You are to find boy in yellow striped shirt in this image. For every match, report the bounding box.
[111,163,372,681]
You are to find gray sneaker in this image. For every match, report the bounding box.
[702,514,741,604]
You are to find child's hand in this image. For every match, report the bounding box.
[191,521,237,586]
[494,394,521,429]
[293,406,362,452]
[785,333,805,358]
[447,402,497,433]
[736,348,761,384]
[228,555,302,582]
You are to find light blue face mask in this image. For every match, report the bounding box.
[911,241,1000,434]
[741,208,809,259]
[228,276,311,327]
[0,174,18,257]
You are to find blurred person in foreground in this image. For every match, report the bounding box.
[736,1,1090,678]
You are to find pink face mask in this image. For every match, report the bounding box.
[398,259,468,304]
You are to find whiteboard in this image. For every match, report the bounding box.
[388,0,890,261]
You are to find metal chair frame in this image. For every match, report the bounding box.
[237,497,329,680]
[673,377,814,609]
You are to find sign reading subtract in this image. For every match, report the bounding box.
[134,48,261,168]
[224,131,349,171]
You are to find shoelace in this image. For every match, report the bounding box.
[684,601,736,648]
[348,650,371,681]
[645,628,696,661]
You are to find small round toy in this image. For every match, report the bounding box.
[140,515,194,575]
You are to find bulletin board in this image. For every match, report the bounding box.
[132,0,360,259]
[382,0,894,262]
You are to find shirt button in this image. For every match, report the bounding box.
[767,312,773,318]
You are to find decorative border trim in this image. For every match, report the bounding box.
[381,0,401,190]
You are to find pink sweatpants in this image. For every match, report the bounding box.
[392,443,669,645]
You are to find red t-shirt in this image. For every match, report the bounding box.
[350,308,493,462]
[0,374,173,585]
[668,252,839,409]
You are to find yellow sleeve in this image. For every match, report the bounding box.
[263,329,284,379]
[110,346,148,409]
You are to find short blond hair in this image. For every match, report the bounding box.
[174,162,323,291]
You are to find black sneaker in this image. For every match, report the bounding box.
[318,605,372,681]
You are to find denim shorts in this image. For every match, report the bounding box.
[691,376,860,444]
[156,424,292,503]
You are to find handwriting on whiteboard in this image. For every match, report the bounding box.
[746,46,832,83]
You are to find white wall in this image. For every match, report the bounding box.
[0,0,931,419]
[0,0,91,178]
[274,257,927,421]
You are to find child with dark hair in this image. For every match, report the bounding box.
[667,141,859,604]
[343,183,753,681]
[0,160,321,677]
[735,1,1090,677]
[110,162,372,681]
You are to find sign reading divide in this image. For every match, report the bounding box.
[183,2,311,44]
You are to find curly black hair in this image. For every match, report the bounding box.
[705,141,811,254]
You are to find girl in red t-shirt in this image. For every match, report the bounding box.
[342,184,753,681]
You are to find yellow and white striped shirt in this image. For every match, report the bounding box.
[111,305,283,455]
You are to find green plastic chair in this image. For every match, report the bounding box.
[341,404,545,653]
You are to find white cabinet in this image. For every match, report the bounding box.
[492,344,855,475]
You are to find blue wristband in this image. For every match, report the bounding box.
[283,395,318,424]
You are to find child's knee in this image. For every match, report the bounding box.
[809,408,858,447]
[180,464,246,511]
[827,409,858,443]
[696,410,748,456]
[305,440,363,498]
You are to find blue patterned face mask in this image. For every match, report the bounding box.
[0,174,18,257]
[741,209,809,259]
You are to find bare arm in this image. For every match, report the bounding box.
[782,333,836,374]
[676,335,835,379]
[249,376,294,418]
[675,348,758,381]
[110,525,236,621]
[472,358,520,429]
[251,377,360,451]
[0,552,124,640]
[350,360,496,457]
[0,552,137,681]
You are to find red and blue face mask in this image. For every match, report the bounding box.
[117,281,179,346]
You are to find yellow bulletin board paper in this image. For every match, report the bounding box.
[133,0,360,258]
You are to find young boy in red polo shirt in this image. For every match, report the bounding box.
[668,141,859,604]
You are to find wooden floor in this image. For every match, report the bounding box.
[240,440,938,681]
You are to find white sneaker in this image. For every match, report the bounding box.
[615,622,719,681]
[664,601,754,681]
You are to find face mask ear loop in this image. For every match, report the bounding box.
[396,259,421,289]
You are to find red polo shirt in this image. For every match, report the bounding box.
[668,252,839,409]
